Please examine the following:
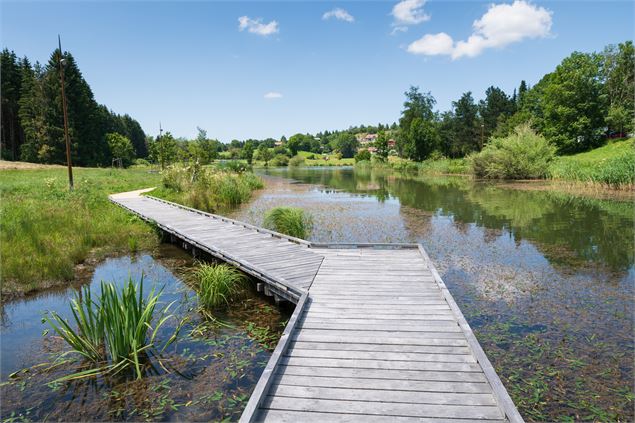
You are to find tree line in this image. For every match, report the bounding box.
[1,48,147,166]
[396,41,634,161]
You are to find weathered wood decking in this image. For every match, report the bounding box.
[110,190,523,423]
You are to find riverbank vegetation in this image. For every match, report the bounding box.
[0,167,161,298]
[151,163,263,214]
[263,207,313,239]
[0,164,263,299]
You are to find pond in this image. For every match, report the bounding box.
[227,166,634,422]
[0,245,290,422]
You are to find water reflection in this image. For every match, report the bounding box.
[228,167,634,421]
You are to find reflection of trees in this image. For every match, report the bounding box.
[277,167,633,272]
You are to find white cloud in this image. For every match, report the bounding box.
[407,1,552,59]
[238,16,279,36]
[264,92,283,99]
[407,32,454,55]
[392,0,430,25]
[390,26,409,36]
[323,8,354,23]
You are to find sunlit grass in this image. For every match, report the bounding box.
[0,168,161,294]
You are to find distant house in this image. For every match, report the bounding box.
[274,140,284,147]
[359,133,378,145]
[367,146,378,154]
[387,139,396,148]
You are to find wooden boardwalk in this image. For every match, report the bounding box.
[110,190,523,423]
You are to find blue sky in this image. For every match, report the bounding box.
[2,1,633,141]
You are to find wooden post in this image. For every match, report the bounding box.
[58,35,73,190]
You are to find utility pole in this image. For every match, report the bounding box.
[159,122,164,170]
[480,123,484,151]
[58,35,73,190]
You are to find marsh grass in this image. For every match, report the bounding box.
[44,278,181,380]
[194,263,246,309]
[153,164,263,213]
[0,168,162,295]
[263,207,313,239]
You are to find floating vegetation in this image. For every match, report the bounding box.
[43,277,182,380]
[1,252,289,422]
[194,263,246,310]
[263,206,313,239]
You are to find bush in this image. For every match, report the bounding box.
[263,207,313,239]
[44,278,181,380]
[217,160,248,173]
[354,149,372,163]
[289,156,305,167]
[306,154,315,160]
[194,263,246,309]
[134,158,151,166]
[270,154,290,167]
[273,146,290,157]
[470,124,556,179]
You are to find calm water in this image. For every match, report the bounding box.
[0,245,289,422]
[228,166,634,422]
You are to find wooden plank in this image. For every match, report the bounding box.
[285,348,476,363]
[255,409,505,423]
[260,396,504,420]
[280,356,481,372]
[269,384,496,405]
[276,365,488,383]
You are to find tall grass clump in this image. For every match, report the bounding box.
[194,263,246,309]
[44,278,180,380]
[263,207,313,239]
[155,164,263,213]
[470,124,556,179]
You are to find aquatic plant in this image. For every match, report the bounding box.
[195,263,246,309]
[44,278,181,379]
[263,207,313,239]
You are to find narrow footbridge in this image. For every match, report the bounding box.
[110,190,523,423]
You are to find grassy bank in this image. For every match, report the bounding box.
[548,138,634,188]
[0,164,264,298]
[296,151,355,166]
[1,167,162,297]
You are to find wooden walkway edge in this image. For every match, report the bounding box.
[109,190,523,423]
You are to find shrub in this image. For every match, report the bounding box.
[217,160,248,173]
[354,149,372,163]
[470,124,556,179]
[263,207,313,239]
[306,154,315,160]
[194,263,246,309]
[270,154,290,167]
[44,278,181,380]
[134,158,151,166]
[289,156,305,167]
[273,146,290,157]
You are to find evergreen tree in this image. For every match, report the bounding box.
[479,86,516,141]
[397,86,436,158]
[1,49,25,160]
[452,92,480,155]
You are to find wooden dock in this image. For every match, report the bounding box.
[110,190,523,423]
